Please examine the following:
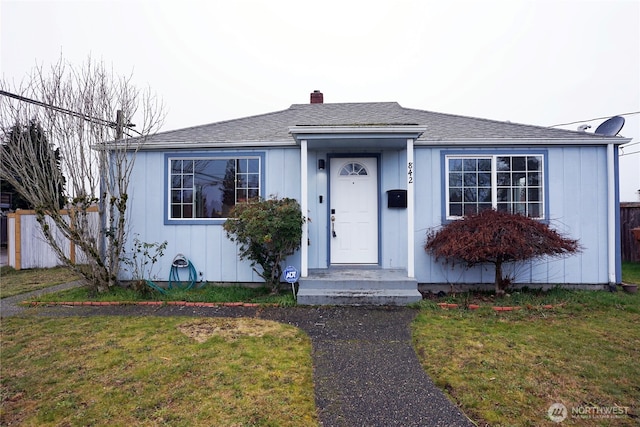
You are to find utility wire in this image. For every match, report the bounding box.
[549,111,640,128]
[0,89,142,136]
[619,150,639,157]
[618,141,640,157]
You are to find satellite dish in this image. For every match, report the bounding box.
[594,116,625,136]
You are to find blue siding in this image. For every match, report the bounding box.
[125,144,613,286]
[380,151,408,269]
[414,145,611,285]
[125,148,300,283]
[307,151,328,268]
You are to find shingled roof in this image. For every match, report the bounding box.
[144,102,623,147]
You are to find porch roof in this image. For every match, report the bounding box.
[288,125,426,149]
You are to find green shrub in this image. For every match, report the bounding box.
[223,197,304,292]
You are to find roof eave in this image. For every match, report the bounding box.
[416,136,632,146]
[136,140,297,151]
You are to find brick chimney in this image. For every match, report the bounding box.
[310,90,323,104]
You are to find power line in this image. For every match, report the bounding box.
[622,141,640,148]
[0,89,141,136]
[619,139,640,156]
[1,89,115,127]
[619,150,639,157]
[549,111,640,128]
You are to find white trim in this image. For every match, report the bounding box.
[607,143,616,284]
[136,141,297,150]
[415,137,631,147]
[301,139,309,277]
[289,125,427,136]
[99,140,296,151]
[407,138,415,278]
[127,137,631,152]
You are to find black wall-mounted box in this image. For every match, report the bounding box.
[387,189,407,208]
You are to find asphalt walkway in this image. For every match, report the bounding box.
[1,285,473,427]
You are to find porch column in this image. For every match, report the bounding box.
[607,143,616,284]
[407,138,415,278]
[300,139,309,277]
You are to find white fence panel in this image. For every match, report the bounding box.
[7,208,99,270]
[18,214,63,269]
[8,215,16,267]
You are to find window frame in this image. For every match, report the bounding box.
[441,150,548,222]
[164,152,265,225]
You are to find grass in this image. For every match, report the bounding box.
[1,265,295,305]
[0,266,80,299]
[29,283,297,306]
[420,284,640,309]
[412,288,640,426]
[0,316,318,426]
[622,261,640,284]
[3,263,640,426]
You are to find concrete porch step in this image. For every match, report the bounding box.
[297,267,423,306]
[301,268,417,289]
[296,288,423,306]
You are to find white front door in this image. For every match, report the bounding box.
[329,157,378,264]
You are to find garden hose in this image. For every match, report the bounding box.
[145,279,167,295]
[168,254,197,290]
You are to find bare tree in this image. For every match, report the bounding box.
[1,56,164,293]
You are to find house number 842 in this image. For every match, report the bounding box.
[408,162,414,184]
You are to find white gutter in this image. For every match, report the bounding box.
[95,140,298,151]
[135,140,298,151]
[415,137,629,146]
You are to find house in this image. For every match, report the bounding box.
[124,91,628,304]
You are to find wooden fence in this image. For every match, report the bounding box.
[621,202,640,263]
[6,208,99,270]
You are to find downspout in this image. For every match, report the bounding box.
[607,143,616,286]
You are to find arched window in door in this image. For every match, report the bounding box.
[339,162,368,176]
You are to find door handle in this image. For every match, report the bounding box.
[331,215,337,238]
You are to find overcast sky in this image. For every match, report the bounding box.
[1,0,639,200]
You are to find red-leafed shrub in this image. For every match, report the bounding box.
[424,210,580,294]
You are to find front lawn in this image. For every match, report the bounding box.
[3,264,639,426]
[412,289,640,426]
[0,316,317,426]
[28,282,296,306]
[0,266,80,299]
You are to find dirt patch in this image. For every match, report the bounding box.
[176,318,297,342]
